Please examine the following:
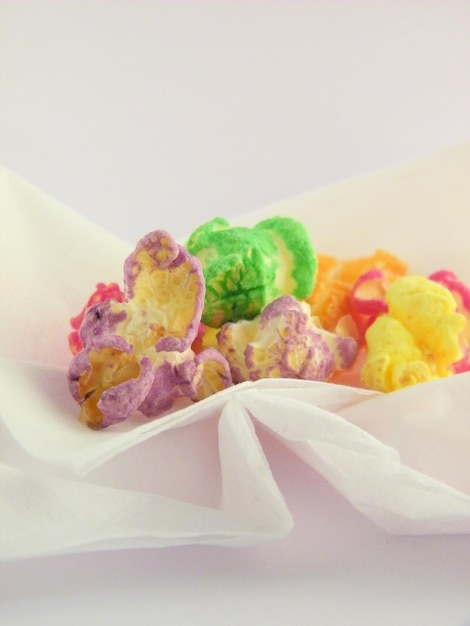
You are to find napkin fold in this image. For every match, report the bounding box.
[1,144,470,561]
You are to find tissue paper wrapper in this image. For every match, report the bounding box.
[1,143,470,561]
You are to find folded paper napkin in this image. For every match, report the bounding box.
[1,143,470,561]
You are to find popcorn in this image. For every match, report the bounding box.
[360,276,466,392]
[348,268,391,342]
[68,282,124,354]
[68,219,470,428]
[306,249,407,332]
[215,295,357,384]
[429,270,470,373]
[68,231,232,429]
[185,216,317,327]
[350,269,389,317]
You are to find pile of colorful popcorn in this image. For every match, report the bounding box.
[68,217,470,429]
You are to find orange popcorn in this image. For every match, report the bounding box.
[306,249,408,334]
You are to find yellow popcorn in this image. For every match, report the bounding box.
[361,276,466,392]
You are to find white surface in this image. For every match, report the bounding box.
[1,1,470,625]
[4,147,470,564]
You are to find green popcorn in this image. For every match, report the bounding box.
[186,216,317,327]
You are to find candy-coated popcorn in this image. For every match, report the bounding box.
[68,231,232,429]
[192,347,234,401]
[350,269,389,316]
[68,282,124,354]
[429,270,470,373]
[186,216,317,327]
[361,276,466,392]
[348,268,390,342]
[215,295,357,384]
[307,249,407,332]
[68,214,470,433]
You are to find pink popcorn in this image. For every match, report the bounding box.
[349,268,390,344]
[429,270,470,373]
[350,269,389,316]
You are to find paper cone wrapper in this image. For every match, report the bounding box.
[1,143,470,561]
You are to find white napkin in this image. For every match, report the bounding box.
[1,143,470,561]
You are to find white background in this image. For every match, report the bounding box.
[1,1,470,625]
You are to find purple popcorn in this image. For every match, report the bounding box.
[68,230,232,429]
[216,295,358,384]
